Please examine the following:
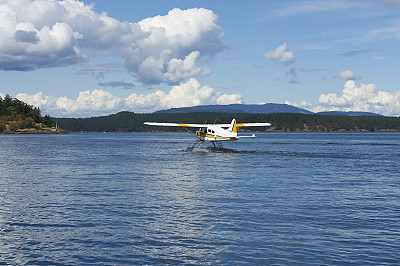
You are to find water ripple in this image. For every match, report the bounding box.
[0,132,399,265]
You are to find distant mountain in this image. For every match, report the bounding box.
[316,111,382,117]
[155,104,384,117]
[155,103,313,114]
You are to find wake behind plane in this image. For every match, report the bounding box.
[144,118,271,151]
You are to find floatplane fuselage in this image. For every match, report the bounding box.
[144,118,271,150]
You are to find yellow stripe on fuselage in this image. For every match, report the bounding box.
[196,132,237,141]
[178,124,189,127]
[236,123,245,127]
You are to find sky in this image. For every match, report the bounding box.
[1,0,400,117]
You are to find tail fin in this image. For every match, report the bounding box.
[228,119,237,133]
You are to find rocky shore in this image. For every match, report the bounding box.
[1,128,68,134]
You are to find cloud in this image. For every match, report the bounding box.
[338,49,380,57]
[125,78,242,112]
[374,0,400,8]
[344,20,400,44]
[285,100,313,109]
[286,67,300,84]
[98,81,136,90]
[313,80,400,116]
[334,70,362,80]
[76,63,123,80]
[338,49,386,60]
[129,7,224,83]
[13,79,242,117]
[263,42,296,65]
[272,0,361,17]
[286,81,400,116]
[0,1,223,83]
[137,51,212,83]
[14,30,39,43]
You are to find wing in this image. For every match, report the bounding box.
[144,122,271,127]
[202,122,272,128]
[236,122,271,127]
[144,122,207,127]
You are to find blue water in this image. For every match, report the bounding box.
[0,132,399,265]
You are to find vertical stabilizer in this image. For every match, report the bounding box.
[228,119,237,133]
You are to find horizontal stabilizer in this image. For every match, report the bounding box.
[238,134,256,139]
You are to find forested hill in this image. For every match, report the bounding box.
[0,95,57,133]
[53,111,400,132]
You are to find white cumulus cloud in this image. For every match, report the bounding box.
[313,80,400,115]
[263,42,296,65]
[286,81,400,116]
[285,100,313,109]
[13,79,242,117]
[334,70,362,80]
[137,51,212,83]
[0,0,223,83]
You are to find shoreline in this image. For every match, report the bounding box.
[1,129,68,134]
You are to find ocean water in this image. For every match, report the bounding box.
[0,132,399,265]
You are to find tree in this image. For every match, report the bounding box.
[8,121,19,131]
[0,122,5,132]
[42,114,53,127]
[21,117,35,129]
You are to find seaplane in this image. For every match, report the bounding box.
[144,119,271,151]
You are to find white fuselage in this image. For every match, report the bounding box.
[196,126,238,141]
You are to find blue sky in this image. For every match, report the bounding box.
[1,0,400,117]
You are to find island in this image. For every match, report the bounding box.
[2,95,400,133]
[54,111,400,132]
[0,95,67,134]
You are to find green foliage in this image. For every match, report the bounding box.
[42,114,53,127]
[3,93,399,133]
[262,113,400,132]
[53,111,400,132]
[19,117,35,129]
[8,121,19,131]
[0,95,53,132]
[0,94,41,120]
[0,122,6,132]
